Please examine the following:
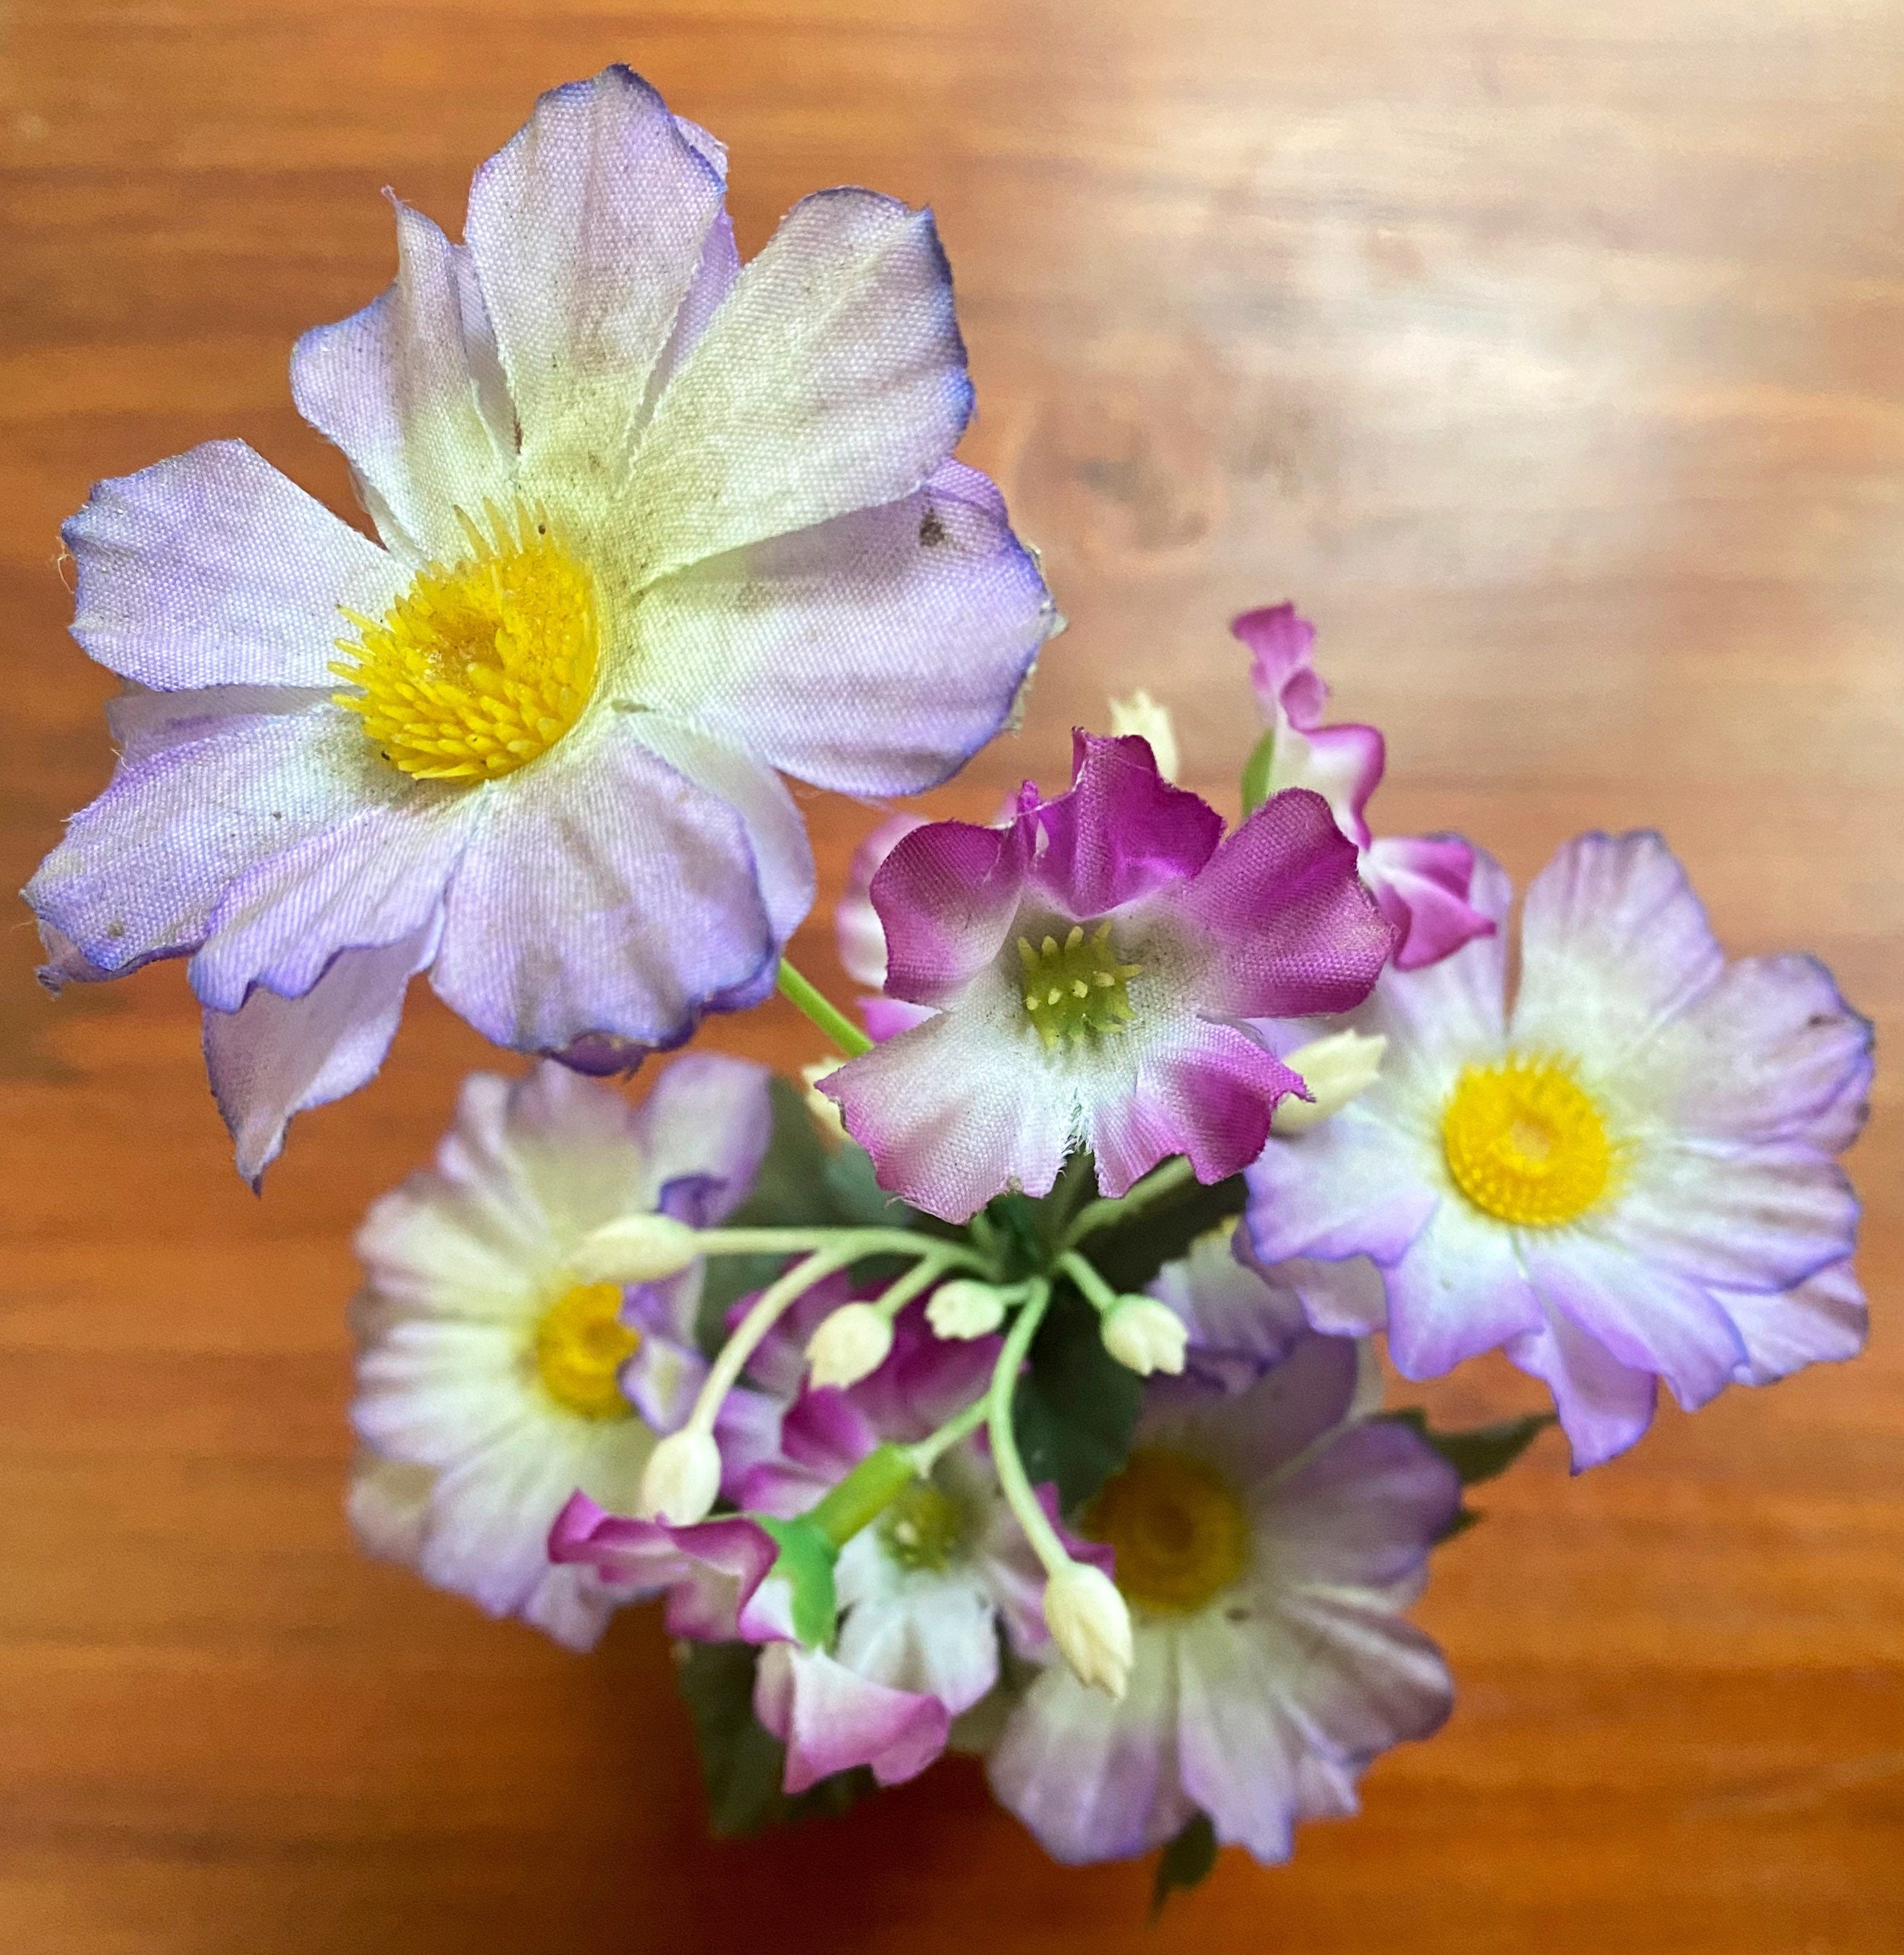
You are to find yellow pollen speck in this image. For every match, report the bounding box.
[534,1280,639,1421]
[879,1476,969,1572]
[1083,1447,1250,1614]
[1016,917,1142,1051]
[332,500,599,782]
[1441,1052,1619,1228]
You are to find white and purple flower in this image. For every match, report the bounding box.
[820,732,1394,1222]
[987,1331,1458,1864]
[1244,833,1873,1468]
[347,1052,768,1649]
[1237,604,1493,972]
[27,65,1053,1180]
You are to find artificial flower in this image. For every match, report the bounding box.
[987,1331,1458,1863]
[1244,833,1872,1466]
[347,1052,769,1649]
[1237,604,1493,970]
[820,731,1394,1222]
[28,65,1054,1179]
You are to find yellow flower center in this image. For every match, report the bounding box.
[878,1476,969,1572]
[534,1281,639,1420]
[1441,1053,1617,1228]
[332,503,599,781]
[1082,1447,1250,1614]
[1017,921,1143,1051]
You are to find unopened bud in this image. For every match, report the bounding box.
[926,1278,1008,1340]
[1108,689,1181,783]
[640,1427,722,1524]
[806,1303,893,1390]
[571,1212,700,1283]
[1271,1030,1387,1136]
[1100,1295,1188,1376]
[1042,1561,1133,1698]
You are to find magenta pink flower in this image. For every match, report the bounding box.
[1237,605,1493,971]
[820,732,1394,1222]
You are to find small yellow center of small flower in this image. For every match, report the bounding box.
[534,1281,639,1420]
[879,1477,969,1572]
[1082,1447,1250,1614]
[1016,921,1143,1051]
[332,503,599,782]
[1441,1053,1617,1228]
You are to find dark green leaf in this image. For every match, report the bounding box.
[757,1515,838,1649]
[1084,1173,1250,1296]
[1386,1408,1555,1485]
[674,1640,872,1836]
[1014,1285,1142,1510]
[1239,729,1278,815]
[1150,1810,1218,1920]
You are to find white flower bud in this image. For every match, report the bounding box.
[806,1303,894,1390]
[1108,689,1180,783]
[570,1212,701,1283]
[1100,1295,1189,1376]
[800,1061,848,1143]
[1271,1030,1388,1135]
[1042,1561,1133,1699]
[926,1278,1008,1340]
[640,1427,722,1524]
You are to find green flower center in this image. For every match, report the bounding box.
[1016,921,1142,1051]
[878,1476,969,1571]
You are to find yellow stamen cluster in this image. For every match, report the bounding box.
[879,1476,969,1572]
[534,1281,639,1421]
[1082,1447,1250,1614]
[332,502,599,781]
[1016,921,1142,1051]
[1441,1052,1618,1229]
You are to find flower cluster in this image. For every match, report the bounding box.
[24,69,1872,1904]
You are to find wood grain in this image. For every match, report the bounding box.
[1,2,1900,1949]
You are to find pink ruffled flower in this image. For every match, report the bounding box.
[27,67,1053,1180]
[1244,833,1873,1468]
[987,1333,1458,1864]
[820,732,1394,1222]
[1237,605,1493,971]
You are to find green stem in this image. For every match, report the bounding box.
[1056,1250,1121,1316]
[907,1392,991,1475]
[686,1243,862,1434]
[807,1442,919,1548]
[694,1224,985,1270]
[985,1279,1069,1577]
[870,1252,956,1319]
[778,959,874,1058]
[1060,1154,1197,1250]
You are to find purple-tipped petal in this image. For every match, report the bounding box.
[547,1497,778,1641]
[1244,1110,1439,1269]
[1507,1306,1658,1470]
[59,441,405,690]
[1381,1202,1543,1379]
[1365,833,1497,972]
[871,820,1027,1007]
[838,813,927,990]
[1719,1258,1868,1386]
[1147,1229,1310,1389]
[635,1051,774,1222]
[1263,1419,1462,1594]
[1234,603,1328,728]
[629,461,1052,797]
[753,1643,949,1793]
[429,733,776,1058]
[290,201,515,561]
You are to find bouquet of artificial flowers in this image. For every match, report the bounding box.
[25,68,1872,1903]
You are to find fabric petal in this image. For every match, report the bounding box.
[1174,1615,1304,1862]
[204,921,435,1185]
[634,1051,774,1221]
[872,818,1027,1008]
[1244,1109,1440,1268]
[1514,831,1725,1064]
[1147,1228,1310,1387]
[1381,1201,1543,1379]
[464,67,725,461]
[1507,1303,1658,1469]
[832,1569,1000,1715]
[25,702,385,978]
[1364,833,1497,972]
[1717,1258,1868,1387]
[429,731,776,1056]
[1265,720,1385,849]
[1138,1330,1361,1488]
[61,441,406,690]
[1259,1592,1454,1763]
[838,813,926,989]
[1235,603,1328,728]
[627,188,972,578]
[987,1630,1189,1863]
[1260,1418,1461,1594]
[822,976,1075,1223]
[291,202,515,560]
[624,460,1050,796]
[752,1644,949,1793]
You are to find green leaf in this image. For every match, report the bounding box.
[1014,1284,1143,1510]
[1083,1172,1250,1297]
[674,1641,872,1837]
[1239,728,1278,815]
[757,1514,839,1649]
[1150,1810,1218,1919]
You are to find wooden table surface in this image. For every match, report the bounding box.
[3,2,1901,1950]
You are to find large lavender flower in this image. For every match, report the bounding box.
[988,1332,1457,1864]
[820,733,1394,1222]
[1244,833,1872,1467]
[26,67,1053,1179]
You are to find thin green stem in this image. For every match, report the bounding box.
[1056,1250,1121,1316]
[777,959,874,1058]
[906,1392,990,1476]
[693,1225,987,1271]
[870,1252,956,1320]
[686,1243,862,1434]
[985,1279,1069,1577]
[1060,1153,1197,1250]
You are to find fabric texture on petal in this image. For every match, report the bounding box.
[752,1643,949,1793]
[872,819,1027,1008]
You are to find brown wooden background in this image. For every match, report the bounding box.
[3,2,1901,1950]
